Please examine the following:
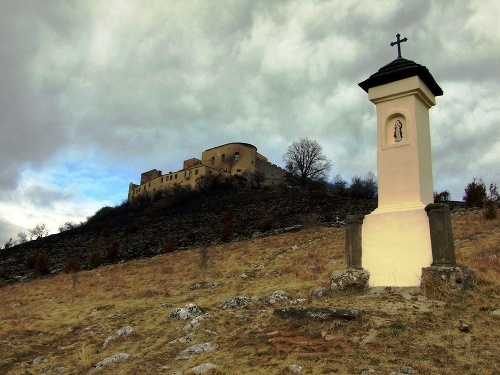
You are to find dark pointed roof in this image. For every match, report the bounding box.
[358,58,443,96]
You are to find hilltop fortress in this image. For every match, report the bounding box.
[128,142,286,200]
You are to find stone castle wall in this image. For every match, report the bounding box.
[129,142,286,200]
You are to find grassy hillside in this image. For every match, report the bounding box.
[0,208,498,374]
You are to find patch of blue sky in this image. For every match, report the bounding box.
[38,149,133,205]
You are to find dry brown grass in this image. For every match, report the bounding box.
[0,209,499,374]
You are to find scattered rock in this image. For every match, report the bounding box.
[289,363,303,373]
[311,286,327,297]
[218,296,252,309]
[321,331,335,341]
[188,282,222,290]
[331,268,370,290]
[274,307,364,321]
[176,343,218,360]
[251,263,266,269]
[360,368,376,374]
[361,329,378,344]
[91,353,130,371]
[186,362,218,374]
[170,304,204,320]
[90,305,115,316]
[264,269,280,277]
[268,290,287,304]
[183,314,211,331]
[491,308,500,317]
[32,356,48,366]
[389,365,417,374]
[168,332,196,345]
[400,365,417,374]
[102,326,134,349]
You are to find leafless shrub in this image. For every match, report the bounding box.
[483,199,497,220]
[28,223,49,240]
[163,242,175,253]
[219,211,234,241]
[26,252,51,277]
[257,216,274,232]
[90,248,103,269]
[107,240,120,258]
[64,257,81,288]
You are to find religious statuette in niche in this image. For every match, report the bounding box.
[394,120,403,142]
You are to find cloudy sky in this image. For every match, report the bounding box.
[1,0,499,244]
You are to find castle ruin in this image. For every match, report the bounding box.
[128,142,286,200]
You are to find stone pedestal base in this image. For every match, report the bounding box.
[421,266,475,298]
[331,268,370,290]
[362,205,432,287]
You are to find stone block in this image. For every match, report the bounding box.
[345,215,364,269]
[425,203,456,266]
[421,266,475,298]
[331,268,370,290]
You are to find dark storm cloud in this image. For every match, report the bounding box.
[0,1,82,188]
[0,0,499,243]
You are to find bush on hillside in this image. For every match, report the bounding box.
[484,182,499,220]
[107,240,120,258]
[434,190,450,203]
[196,174,220,192]
[163,242,175,253]
[87,206,115,224]
[26,252,51,277]
[484,199,497,220]
[219,211,234,241]
[463,178,486,208]
[3,238,14,249]
[64,256,81,274]
[348,172,378,199]
[329,174,348,195]
[64,256,81,288]
[28,223,49,240]
[242,169,266,189]
[257,216,275,232]
[58,221,80,233]
[90,248,103,269]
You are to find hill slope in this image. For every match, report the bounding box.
[0,189,377,286]
[0,207,498,374]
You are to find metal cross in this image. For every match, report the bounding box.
[390,33,407,58]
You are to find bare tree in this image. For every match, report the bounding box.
[17,232,28,243]
[242,169,266,188]
[349,172,378,199]
[2,238,14,249]
[28,223,49,240]
[58,221,79,233]
[283,138,332,187]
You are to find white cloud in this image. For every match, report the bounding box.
[0,0,499,242]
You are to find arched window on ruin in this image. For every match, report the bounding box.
[221,154,226,163]
[234,152,240,161]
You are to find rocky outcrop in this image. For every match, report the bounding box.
[0,190,377,286]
